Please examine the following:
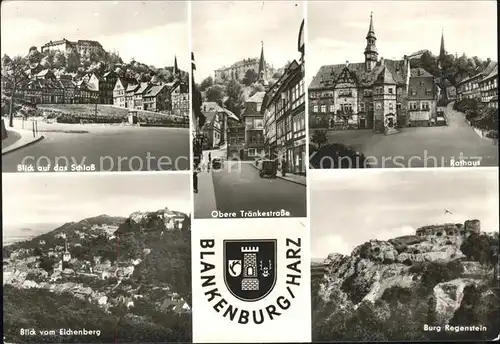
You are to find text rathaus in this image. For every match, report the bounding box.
[309,13,440,133]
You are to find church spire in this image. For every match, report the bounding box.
[174,55,178,76]
[258,41,267,82]
[439,29,446,60]
[364,12,378,71]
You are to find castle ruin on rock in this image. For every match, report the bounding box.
[415,219,481,238]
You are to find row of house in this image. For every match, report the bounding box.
[14,59,189,115]
[112,77,189,114]
[456,60,498,109]
[17,69,105,105]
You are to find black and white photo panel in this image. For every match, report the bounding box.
[2,173,193,343]
[1,1,190,172]
[310,168,499,342]
[307,1,498,169]
[191,1,307,219]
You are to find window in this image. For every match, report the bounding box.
[420,81,424,87]
[421,102,430,110]
[313,105,318,113]
[359,103,365,112]
[321,105,326,113]
[329,104,335,113]
[389,103,394,110]
[396,103,402,110]
[375,102,382,110]
[409,102,417,110]
[257,103,261,112]
[248,148,256,157]
[388,87,393,94]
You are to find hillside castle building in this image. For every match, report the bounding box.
[214,42,275,83]
[41,39,105,57]
[309,13,441,133]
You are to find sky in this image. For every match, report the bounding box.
[0,1,188,70]
[308,0,498,85]
[192,0,304,82]
[2,173,191,229]
[310,168,499,259]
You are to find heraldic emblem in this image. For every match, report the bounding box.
[223,239,277,302]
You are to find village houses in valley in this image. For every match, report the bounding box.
[11,39,189,116]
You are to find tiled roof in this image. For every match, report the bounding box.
[125,84,139,93]
[409,74,436,100]
[310,58,408,90]
[484,64,498,80]
[410,68,433,78]
[246,91,266,103]
[135,82,151,95]
[59,79,75,89]
[376,67,397,84]
[144,85,166,97]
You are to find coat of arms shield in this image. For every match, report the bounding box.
[223,239,277,302]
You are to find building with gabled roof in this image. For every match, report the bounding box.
[142,84,169,112]
[309,13,440,132]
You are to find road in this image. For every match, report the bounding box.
[2,125,190,172]
[203,161,307,218]
[319,102,498,168]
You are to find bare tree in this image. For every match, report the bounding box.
[2,55,28,127]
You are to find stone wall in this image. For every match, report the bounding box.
[416,220,480,238]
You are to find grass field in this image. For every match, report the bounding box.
[38,104,186,121]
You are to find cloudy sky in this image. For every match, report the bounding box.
[1,1,188,70]
[2,173,191,230]
[192,0,304,82]
[308,0,498,85]
[311,168,499,259]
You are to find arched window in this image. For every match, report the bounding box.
[247,266,254,275]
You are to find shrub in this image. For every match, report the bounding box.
[486,130,498,139]
[309,143,371,169]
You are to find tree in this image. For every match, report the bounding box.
[311,130,328,148]
[199,76,213,91]
[249,82,265,97]
[242,69,258,86]
[225,79,244,118]
[205,85,224,103]
[460,233,491,263]
[1,55,28,127]
[66,50,81,73]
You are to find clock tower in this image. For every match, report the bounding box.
[364,12,378,72]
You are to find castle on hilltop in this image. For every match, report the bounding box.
[416,219,481,238]
[214,41,275,83]
[40,38,105,57]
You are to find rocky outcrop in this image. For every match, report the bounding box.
[315,219,495,318]
[433,278,480,324]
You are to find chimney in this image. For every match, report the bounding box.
[345,60,349,68]
[379,57,384,66]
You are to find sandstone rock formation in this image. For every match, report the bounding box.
[313,219,496,328]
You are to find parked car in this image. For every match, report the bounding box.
[436,116,447,126]
[212,157,223,169]
[259,160,277,178]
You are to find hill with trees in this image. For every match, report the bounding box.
[3,210,192,343]
[411,50,494,86]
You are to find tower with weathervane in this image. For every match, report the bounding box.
[364,12,378,72]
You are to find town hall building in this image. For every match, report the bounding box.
[309,13,440,133]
